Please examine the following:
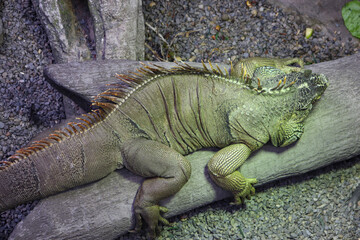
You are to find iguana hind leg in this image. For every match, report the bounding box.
[207,143,257,204]
[122,138,191,239]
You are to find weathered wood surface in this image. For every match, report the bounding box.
[10,54,360,239]
[32,0,145,63]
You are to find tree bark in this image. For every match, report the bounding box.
[32,0,144,63]
[10,54,360,239]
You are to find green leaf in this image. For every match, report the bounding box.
[305,28,314,39]
[342,0,360,38]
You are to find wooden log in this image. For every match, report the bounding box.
[10,54,360,239]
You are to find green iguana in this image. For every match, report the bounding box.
[0,57,328,239]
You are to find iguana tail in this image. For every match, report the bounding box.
[0,109,122,212]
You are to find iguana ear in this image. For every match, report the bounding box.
[271,120,304,147]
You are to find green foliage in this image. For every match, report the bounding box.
[342,0,360,38]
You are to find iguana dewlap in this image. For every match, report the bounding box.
[0,57,328,239]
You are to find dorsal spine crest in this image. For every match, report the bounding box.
[0,61,295,169]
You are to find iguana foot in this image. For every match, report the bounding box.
[130,201,170,239]
[278,58,304,73]
[231,177,257,205]
[232,57,305,80]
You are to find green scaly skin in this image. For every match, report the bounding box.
[0,57,328,239]
[232,57,304,80]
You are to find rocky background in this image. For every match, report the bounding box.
[0,1,62,238]
[0,0,359,239]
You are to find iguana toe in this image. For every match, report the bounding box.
[231,177,257,205]
[130,203,170,239]
[158,206,170,225]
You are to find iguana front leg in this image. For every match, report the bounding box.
[207,144,257,204]
[122,138,191,239]
[232,57,304,80]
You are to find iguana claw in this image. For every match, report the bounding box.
[130,204,170,239]
[231,177,257,205]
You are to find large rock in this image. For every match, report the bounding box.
[32,0,144,63]
[9,54,360,239]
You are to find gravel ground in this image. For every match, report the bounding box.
[0,0,359,239]
[0,1,64,239]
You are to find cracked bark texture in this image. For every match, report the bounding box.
[32,0,144,63]
[88,0,145,60]
[10,54,360,239]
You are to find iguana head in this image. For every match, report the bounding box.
[269,70,328,147]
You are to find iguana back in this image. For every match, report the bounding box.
[107,66,270,155]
